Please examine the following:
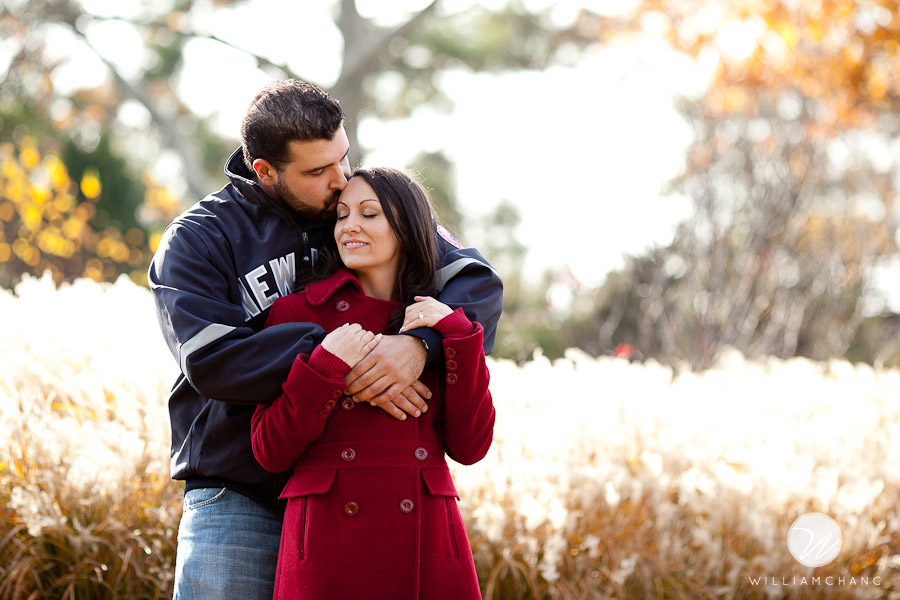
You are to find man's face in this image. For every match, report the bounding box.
[272,126,351,220]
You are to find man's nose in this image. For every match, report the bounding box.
[330,166,349,190]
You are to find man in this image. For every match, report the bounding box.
[148,79,502,599]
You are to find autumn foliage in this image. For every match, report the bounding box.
[567,0,900,369]
[623,0,900,129]
[0,139,178,288]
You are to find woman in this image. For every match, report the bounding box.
[251,167,495,600]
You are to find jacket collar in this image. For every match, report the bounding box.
[305,268,365,305]
[224,147,284,209]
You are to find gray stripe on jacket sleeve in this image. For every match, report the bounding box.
[179,323,236,375]
[434,257,494,291]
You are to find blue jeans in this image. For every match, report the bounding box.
[174,487,282,600]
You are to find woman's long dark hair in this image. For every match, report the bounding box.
[295,167,440,333]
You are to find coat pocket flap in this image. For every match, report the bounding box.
[421,468,459,498]
[280,469,337,499]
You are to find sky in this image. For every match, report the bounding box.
[38,0,712,288]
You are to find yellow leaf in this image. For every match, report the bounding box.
[149,231,163,253]
[20,147,40,170]
[54,193,74,213]
[867,71,888,101]
[62,217,84,240]
[81,170,102,199]
[111,240,130,263]
[84,264,103,282]
[22,204,42,231]
[774,21,798,50]
[47,156,70,190]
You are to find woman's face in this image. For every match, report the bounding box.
[335,176,401,276]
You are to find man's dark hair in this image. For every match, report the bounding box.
[241,79,344,171]
[296,167,439,333]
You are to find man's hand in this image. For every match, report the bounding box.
[344,335,431,421]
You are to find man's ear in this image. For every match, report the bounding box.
[252,158,278,187]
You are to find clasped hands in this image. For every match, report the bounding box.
[320,296,452,421]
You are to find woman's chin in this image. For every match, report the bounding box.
[341,257,370,271]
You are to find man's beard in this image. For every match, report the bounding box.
[275,179,339,221]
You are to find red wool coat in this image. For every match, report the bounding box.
[251,269,495,600]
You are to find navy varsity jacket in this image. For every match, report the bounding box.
[148,149,503,510]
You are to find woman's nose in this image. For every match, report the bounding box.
[343,216,361,233]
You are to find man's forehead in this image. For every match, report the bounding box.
[286,128,349,169]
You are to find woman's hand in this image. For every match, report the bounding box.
[399,296,453,332]
[320,323,382,367]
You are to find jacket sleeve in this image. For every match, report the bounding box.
[251,346,350,473]
[149,220,325,405]
[432,309,495,465]
[400,227,503,366]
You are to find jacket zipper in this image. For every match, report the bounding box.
[302,231,311,267]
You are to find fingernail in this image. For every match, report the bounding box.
[415,410,421,417]
[370,402,376,406]
[422,404,428,412]
[400,414,407,420]
[427,391,433,399]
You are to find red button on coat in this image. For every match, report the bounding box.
[330,390,342,400]
[341,397,354,410]
[324,399,336,410]
[399,499,414,513]
[341,448,356,461]
[344,502,359,516]
[414,447,429,461]
[336,300,350,312]
[446,359,458,372]
[446,373,458,385]
[445,347,457,359]
[317,410,329,419]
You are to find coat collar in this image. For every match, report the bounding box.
[305,268,365,306]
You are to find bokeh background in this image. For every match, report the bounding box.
[2,0,900,598]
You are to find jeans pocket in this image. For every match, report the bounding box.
[183,487,228,511]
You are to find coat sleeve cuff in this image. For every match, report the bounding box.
[308,345,352,379]
[434,308,477,338]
